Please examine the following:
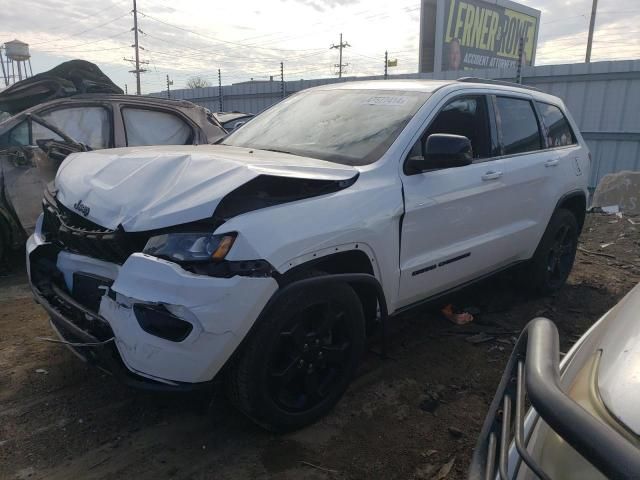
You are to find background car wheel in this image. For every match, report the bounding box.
[524,208,579,295]
[226,280,365,432]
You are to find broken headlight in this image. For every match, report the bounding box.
[143,232,236,263]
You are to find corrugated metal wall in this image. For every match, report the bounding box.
[151,60,640,189]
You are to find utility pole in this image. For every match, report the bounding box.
[166,74,173,99]
[384,50,388,80]
[123,0,147,94]
[330,33,350,78]
[585,0,598,63]
[218,69,223,112]
[125,84,128,94]
[280,62,285,99]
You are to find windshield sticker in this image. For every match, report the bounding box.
[363,96,409,106]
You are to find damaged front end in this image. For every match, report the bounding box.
[28,187,279,389]
[27,145,362,388]
[28,230,215,391]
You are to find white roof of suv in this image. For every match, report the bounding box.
[314,78,563,105]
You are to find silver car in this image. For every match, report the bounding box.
[470,282,640,479]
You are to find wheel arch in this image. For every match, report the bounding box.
[277,248,383,334]
[555,190,587,233]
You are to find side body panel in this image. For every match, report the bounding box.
[490,91,563,262]
[398,157,518,306]
[397,88,521,307]
[220,165,405,312]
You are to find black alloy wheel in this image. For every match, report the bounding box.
[546,223,577,290]
[525,208,579,294]
[226,280,365,432]
[268,302,352,413]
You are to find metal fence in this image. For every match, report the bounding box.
[151,60,640,189]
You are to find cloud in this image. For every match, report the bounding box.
[1,0,638,93]
[286,0,360,13]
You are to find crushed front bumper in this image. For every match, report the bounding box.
[31,277,207,392]
[27,226,279,389]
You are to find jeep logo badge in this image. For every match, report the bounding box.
[73,200,90,217]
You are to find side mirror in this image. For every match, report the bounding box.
[406,134,473,174]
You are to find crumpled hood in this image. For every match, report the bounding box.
[55,144,357,231]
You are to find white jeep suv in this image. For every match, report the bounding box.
[27,79,590,431]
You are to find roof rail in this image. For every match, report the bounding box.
[456,77,542,92]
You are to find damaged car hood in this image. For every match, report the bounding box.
[55,144,358,231]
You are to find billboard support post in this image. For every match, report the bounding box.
[516,37,524,84]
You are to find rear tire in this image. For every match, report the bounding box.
[523,208,578,295]
[226,281,365,432]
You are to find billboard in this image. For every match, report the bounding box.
[419,0,541,73]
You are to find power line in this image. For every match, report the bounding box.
[137,10,326,54]
[36,30,131,52]
[38,45,130,54]
[29,11,131,46]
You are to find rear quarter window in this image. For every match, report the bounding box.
[122,108,194,146]
[537,102,577,148]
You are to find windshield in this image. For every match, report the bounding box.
[222,89,431,166]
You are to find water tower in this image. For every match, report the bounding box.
[1,39,33,86]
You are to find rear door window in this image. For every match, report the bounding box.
[494,97,542,155]
[537,102,577,148]
[122,108,193,146]
[40,106,111,149]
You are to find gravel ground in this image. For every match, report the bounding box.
[1,212,638,480]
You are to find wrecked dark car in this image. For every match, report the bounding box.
[212,111,255,132]
[0,94,227,257]
[0,59,124,116]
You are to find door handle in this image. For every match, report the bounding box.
[545,158,560,167]
[482,171,503,181]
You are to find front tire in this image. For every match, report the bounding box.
[226,281,365,432]
[524,208,579,294]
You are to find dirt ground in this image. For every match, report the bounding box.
[1,212,639,480]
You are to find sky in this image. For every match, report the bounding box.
[1,0,639,94]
